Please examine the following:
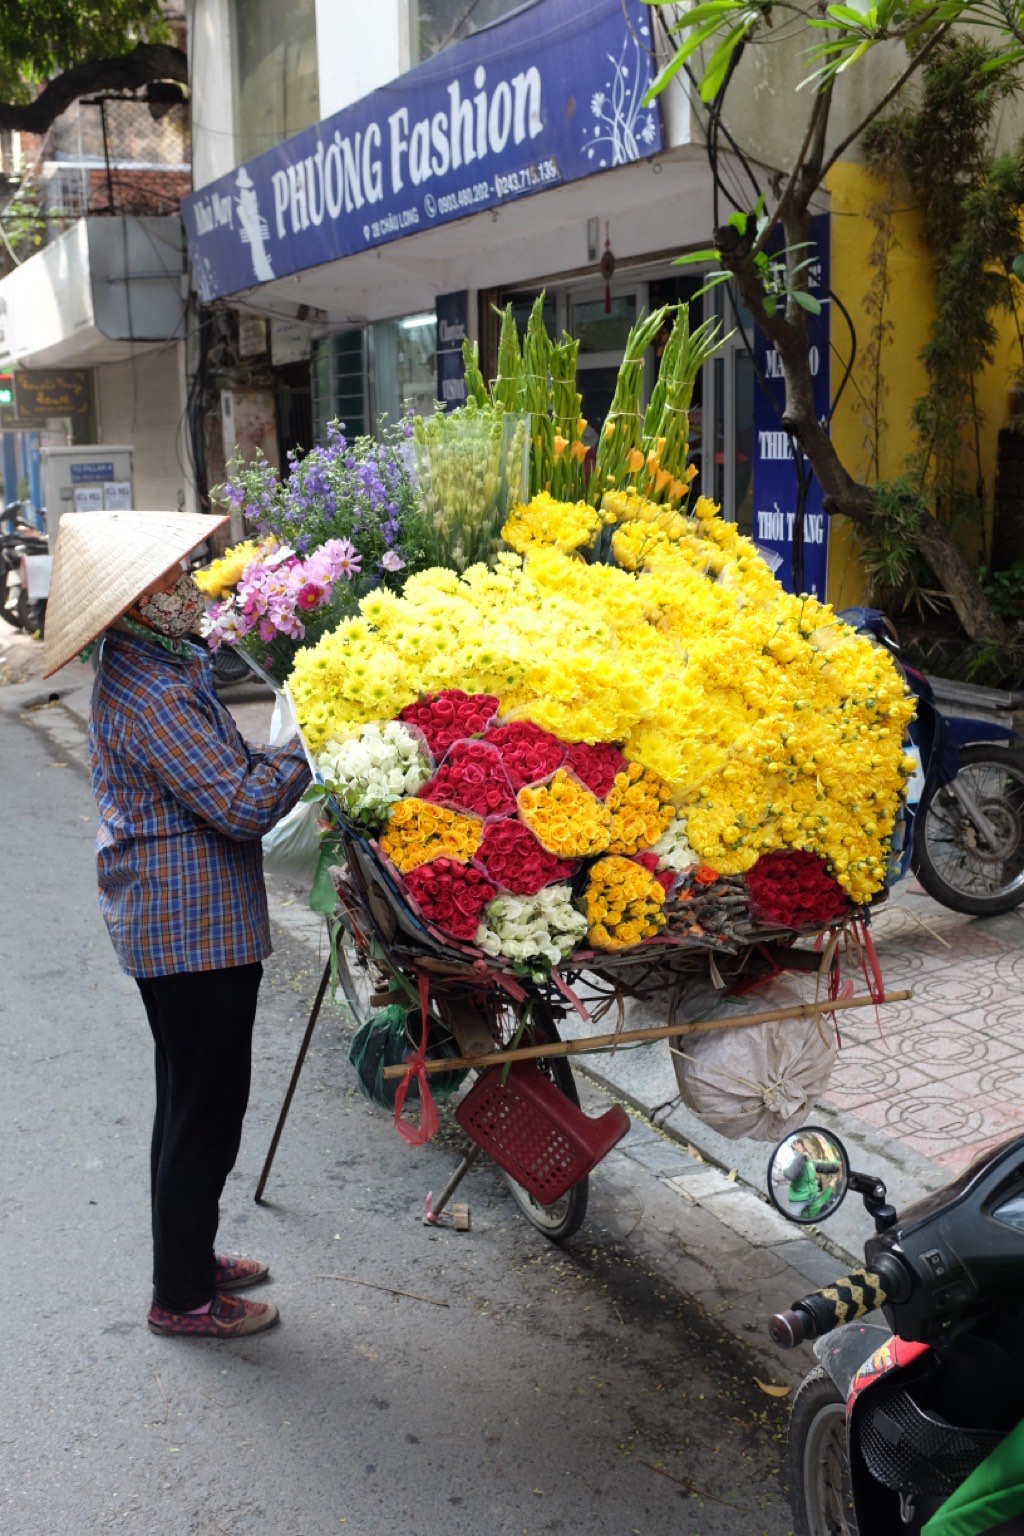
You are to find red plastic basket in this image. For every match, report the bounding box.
[455,1062,630,1204]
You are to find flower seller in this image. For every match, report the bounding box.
[44,510,311,1340]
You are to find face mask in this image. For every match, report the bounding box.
[133,571,205,639]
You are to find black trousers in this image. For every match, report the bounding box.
[136,962,263,1310]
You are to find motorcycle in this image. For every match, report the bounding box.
[767,1126,1024,1535]
[841,607,1024,917]
[0,505,49,635]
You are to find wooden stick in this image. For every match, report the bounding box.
[380,988,912,1078]
[314,1274,450,1308]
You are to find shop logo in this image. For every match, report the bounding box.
[235,168,275,283]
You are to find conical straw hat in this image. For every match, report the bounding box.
[43,509,229,678]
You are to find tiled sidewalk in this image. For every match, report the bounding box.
[821,884,1024,1174]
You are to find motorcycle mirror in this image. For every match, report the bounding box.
[767,1126,850,1225]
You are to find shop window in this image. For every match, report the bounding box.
[569,293,638,356]
[412,0,539,64]
[313,332,366,443]
[368,312,437,423]
[709,285,755,535]
[233,0,320,163]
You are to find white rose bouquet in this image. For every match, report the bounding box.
[476,885,589,980]
[652,814,698,874]
[316,721,430,832]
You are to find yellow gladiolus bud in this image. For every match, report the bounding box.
[625,448,645,473]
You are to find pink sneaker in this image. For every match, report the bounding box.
[148,1291,279,1338]
[215,1255,270,1291]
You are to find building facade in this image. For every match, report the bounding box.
[184,0,1024,600]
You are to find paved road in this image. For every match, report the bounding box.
[1,692,799,1536]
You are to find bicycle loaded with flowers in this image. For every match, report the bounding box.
[198,298,917,1205]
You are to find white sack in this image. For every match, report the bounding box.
[671,975,837,1142]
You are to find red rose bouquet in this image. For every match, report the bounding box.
[745,849,850,928]
[484,720,566,789]
[404,858,498,942]
[565,740,628,798]
[398,689,498,758]
[420,740,517,817]
[475,819,577,895]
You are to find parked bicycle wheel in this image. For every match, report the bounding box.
[498,1009,589,1243]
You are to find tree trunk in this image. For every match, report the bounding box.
[0,44,187,134]
[714,222,1010,642]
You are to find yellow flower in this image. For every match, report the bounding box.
[379,799,482,873]
[518,770,612,857]
[193,538,271,598]
[288,497,914,904]
[583,856,666,949]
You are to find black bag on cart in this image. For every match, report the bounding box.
[348,1004,466,1109]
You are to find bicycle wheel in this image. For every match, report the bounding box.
[500,1011,589,1243]
[332,911,375,1029]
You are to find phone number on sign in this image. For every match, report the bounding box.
[436,181,491,216]
[493,158,560,198]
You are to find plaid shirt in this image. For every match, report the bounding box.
[89,630,310,978]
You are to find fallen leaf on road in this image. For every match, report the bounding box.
[754,1379,791,1398]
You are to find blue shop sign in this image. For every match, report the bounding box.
[185,0,663,302]
[70,462,114,483]
[751,214,831,599]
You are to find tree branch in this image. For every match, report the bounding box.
[818,26,952,184]
[0,43,187,133]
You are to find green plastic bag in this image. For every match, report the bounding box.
[348,1005,467,1110]
[922,1415,1024,1535]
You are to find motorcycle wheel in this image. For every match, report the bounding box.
[912,744,1024,915]
[788,1366,860,1536]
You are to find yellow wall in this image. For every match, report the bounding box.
[824,160,1020,607]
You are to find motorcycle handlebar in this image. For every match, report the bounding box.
[768,1268,891,1349]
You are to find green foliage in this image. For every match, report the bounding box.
[0,175,46,273]
[981,558,1024,619]
[0,2,168,102]
[856,478,949,615]
[642,0,1024,102]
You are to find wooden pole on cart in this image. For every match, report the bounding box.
[380,988,913,1079]
[255,955,333,1204]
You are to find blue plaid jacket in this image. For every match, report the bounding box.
[89,630,310,978]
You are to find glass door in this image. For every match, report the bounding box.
[566,287,644,453]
